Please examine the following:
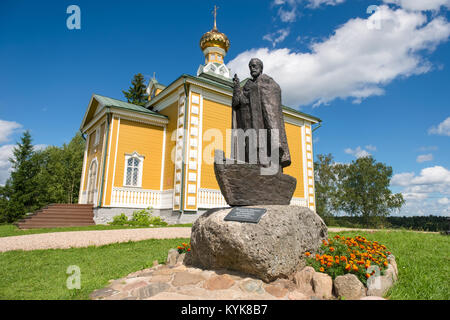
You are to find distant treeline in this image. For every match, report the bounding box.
[323,215,449,232]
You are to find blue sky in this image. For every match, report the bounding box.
[1,0,449,216]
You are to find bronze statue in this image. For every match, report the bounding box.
[231,58,291,168]
[213,58,297,205]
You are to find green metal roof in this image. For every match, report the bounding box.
[93,94,167,118]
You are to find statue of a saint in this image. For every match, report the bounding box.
[231,58,291,168]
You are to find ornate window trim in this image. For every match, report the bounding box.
[123,151,145,188]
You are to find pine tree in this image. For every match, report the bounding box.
[0,131,40,222]
[122,73,149,106]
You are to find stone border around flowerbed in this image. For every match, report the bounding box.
[90,249,398,300]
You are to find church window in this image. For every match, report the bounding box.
[94,128,100,146]
[123,152,144,187]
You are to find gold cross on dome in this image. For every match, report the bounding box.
[212,5,219,29]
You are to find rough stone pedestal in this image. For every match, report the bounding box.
[185,205,328,282]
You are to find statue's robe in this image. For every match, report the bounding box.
[232,73,291,168]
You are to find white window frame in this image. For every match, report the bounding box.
[123,151,145,188]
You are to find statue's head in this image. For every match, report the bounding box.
[249,58,263,79]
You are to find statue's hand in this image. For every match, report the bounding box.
[233,74,240,87]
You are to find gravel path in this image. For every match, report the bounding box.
[0,227,436,253]
[0,228,191,253]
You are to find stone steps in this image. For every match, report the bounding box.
[16,204,95,229]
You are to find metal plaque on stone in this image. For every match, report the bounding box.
[224,207,267,224]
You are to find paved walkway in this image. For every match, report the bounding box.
[0,228,191,253]
[0,227,436,253]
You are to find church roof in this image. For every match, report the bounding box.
[93,94,167,118]
[145,74,322,124]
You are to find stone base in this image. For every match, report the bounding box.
[214,150,296,206]
[185,205,328,282]
[92,207,204,225]
[89,252,396,300]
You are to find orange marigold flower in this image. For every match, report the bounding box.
[322,240,328,246]
[352,265,359,272]
[365,273,371,279]
[345,264,351,271]
[327,262,332,268]
[383,261,388,267]
[335,259,340,264]
[329,247,335,252]
[319,267,324,272]
[305,252,311,257]
[187,248,191,252]
[320,260,325,265]
[315,254,320,260]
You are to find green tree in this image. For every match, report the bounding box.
[0,131,40,222]
[335,156,405,226]
[122,73,149,106]
[314,153,341,218]
[34,133,85,205]
[0,132,86,223]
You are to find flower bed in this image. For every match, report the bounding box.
[305,235,392,286]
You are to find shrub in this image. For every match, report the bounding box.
[304,234,392,286]
[149,215,168,227]
[109,208,168,227]
[131,209,151,226]
[110,213,129,225]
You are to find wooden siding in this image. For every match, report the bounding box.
[158,102,178,190]
[113,119,164,190]
[284,122,305,198]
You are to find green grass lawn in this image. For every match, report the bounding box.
[0,238,190,300]
[0,230,448,300]
[0,223,193,238]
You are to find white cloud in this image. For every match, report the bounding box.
[344,146,374,158]
[428,117,450,136]
[272,0,346,22]
[278,7,297,22]
[417,145,438,152]
[0,144,15,186]
[392,166,450,186]
[416,153,433,163]
[263,28,291,47]
[391,166,450,216]
[365,144,377,151]
[393,197,449,216]
[383,0,450,11]
[0,119,22,144]
[306,0,345,8]
[228,6,450,107]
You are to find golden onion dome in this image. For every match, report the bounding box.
[199,26,230,53]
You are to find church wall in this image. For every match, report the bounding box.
[158,101,178,191]
[102,116,119,206]
[283,122,305,198]
[82,115,107,204]
[200,97,232,190]
[112,119,164,191]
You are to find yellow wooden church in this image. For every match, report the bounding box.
[78,17,321,224]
